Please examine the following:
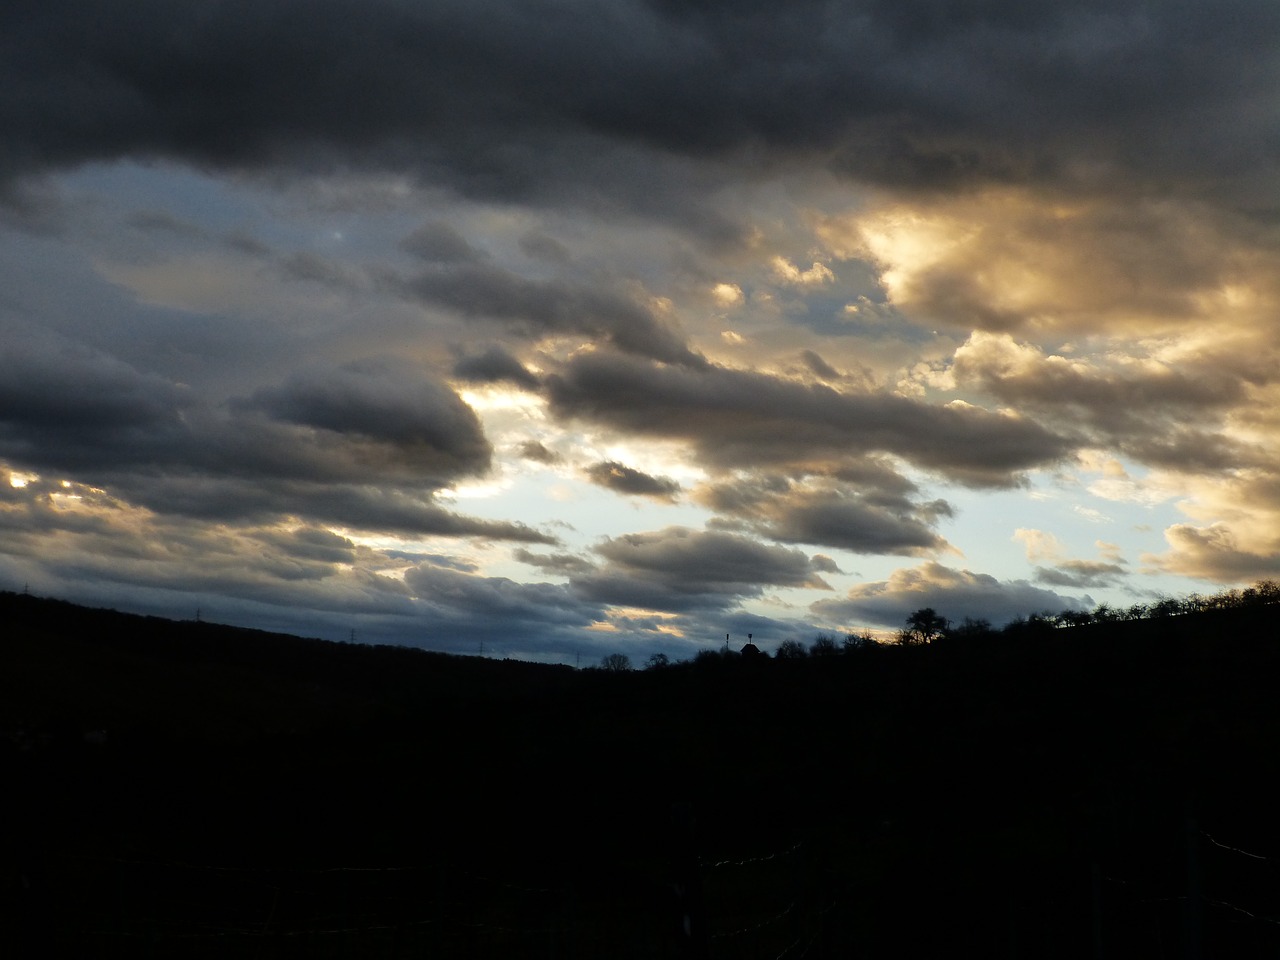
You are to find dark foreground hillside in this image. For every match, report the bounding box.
[3,591,1280,957]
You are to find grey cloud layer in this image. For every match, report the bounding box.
[699,474,950,555]
[583,461,682,501]
[0,345,551,543]
[950,334,1273,472]
[5,0,1276,655]
[5,1,1279,210]
[401,260,702,365]
[547,351,1071,485]
[571,526,831,613]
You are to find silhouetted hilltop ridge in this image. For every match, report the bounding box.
[3,587,1280,956]
[1,589,574,739]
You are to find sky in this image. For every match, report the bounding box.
[4,0,1280,664]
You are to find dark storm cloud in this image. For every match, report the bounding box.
[0,345,554,543]
[583,460,681,501]
[571,526,830,613]
[239,358,492,479]
[0,340,192,468]
[547,351,1071,485]
[813,561,1090,629]
[6,1,1277,215]
[451,346,541,390]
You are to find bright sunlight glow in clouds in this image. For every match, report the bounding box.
[5,0,1280,662]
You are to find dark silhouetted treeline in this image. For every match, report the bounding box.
[3,587,1280,957]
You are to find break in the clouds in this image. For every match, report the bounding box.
[814,562,1092,631]
[4,0,1280,661]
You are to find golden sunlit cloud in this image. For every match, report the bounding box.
[770,256,835,286]
[1013,528,1064,562]
[712,282,744,307]
[820,189,1280,337]
[1073,506,1111,524]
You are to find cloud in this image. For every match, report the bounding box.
[404,561,603,631]
[698,473,951,555]
[0,474,409,608]
[800,349,841,381]
[1033,560,1127,589]
[839,192,1278,335]
[546,350,1071,485]
[0,470,590,655]
[812,560,1091,628]
[251,526,358,565]
[0,339,192,469]
[711,282,744,308]
[399,261,705,365]
[8,1,1280,218]
[1014,529,1129,588]
[1148,522,1280,583]
[772,256,835,286]
[514,549,596,577]
[518,231,571,264]
[452,346,541,390]
[241,358,493,480]
[571,526,831,613]
[518,441,564,465]
[7,0,1280,660]
[1013,528,1064,563]
[121,476,556,543]
[400,221,486,264]
[952,333,1256,444]
[0,344,556,544]
[583,460,682,501]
